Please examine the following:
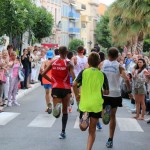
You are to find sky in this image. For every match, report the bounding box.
[99,0,115,6]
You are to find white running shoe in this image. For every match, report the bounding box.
[70,97,74,105]
[53,103,61,118]
[131,108,136,114]
[7,102,12,107]
[13,101,20,106]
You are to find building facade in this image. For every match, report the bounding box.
[30,0,100,52]
[76,0,100,52]
[40,0,62,48]
[61,0,81,48]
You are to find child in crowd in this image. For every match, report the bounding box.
[8,51,21,107]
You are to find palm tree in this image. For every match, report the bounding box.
[109,0,150,53]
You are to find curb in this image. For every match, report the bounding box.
[0,83,41,112]
[16,83,41,100]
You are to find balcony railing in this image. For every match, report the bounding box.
[69,28,80,34]
[69,0,76,4]
[76,4,86,11]
[68,12,80,19]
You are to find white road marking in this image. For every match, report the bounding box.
[28,114,56,128]
[74,117,80,128]
[117,117,144,132]
[0,112,20,125]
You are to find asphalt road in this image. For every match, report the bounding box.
[0,87,150,150]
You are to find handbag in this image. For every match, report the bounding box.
[18,67,25,82]
[0,69,6,83]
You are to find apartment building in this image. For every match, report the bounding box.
[61,0,81,47]
[76,0,100,52]
[40,0,62,48]
[31,0,100,51]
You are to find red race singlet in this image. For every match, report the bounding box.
[51,59,71,89]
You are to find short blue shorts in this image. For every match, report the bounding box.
[70,76,73,86]
[43,84,52,89]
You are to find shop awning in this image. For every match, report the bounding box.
[41,43,58,48]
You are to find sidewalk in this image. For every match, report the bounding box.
[122,98,135,113]
[0,83,41,112]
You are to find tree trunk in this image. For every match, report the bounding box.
[9,33,13,44]
[131,36,138,53]
[136,32,144,53]
[126,41,132,52]
[28,29,32,45]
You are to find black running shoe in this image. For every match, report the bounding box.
[106,140,113,148]
[103,105,111,125]
[47,103,52,114]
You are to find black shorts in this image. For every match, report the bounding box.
[103,96,122,108]
[51,88,71,99]
[80,111,102,119]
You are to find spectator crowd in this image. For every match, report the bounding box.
[0,44,150,125]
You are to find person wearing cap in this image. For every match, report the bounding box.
[40,50,54,114]
[42,46,75,139]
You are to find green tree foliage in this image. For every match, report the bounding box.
[108,0,150,52]
[0,0,29,37]
[95,13,112,48]
[68,39,84,51]
[31,7,53,42]
[143,36,150,52]
[0,0,54,43]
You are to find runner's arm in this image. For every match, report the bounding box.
[102,72,109,95]
[73,56,77,66]
[73,70,83,102]
[40,61,45,74]
[68,61,76,81]
[41,61,53,82]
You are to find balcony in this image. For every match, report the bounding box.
[68,12,80,20]
[81,15,89,22]
[69,28,80,34]
[69,0,76,5]
[89,0,100,6]
[76,4,86,11]
[55,21,62,31]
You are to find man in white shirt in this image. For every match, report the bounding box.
[101,47,132,148]
[73,46,88,77]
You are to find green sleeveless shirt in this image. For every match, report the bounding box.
[79,68,104,113]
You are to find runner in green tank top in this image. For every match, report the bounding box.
[73,52,109,150]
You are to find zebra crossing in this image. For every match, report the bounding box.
[0,111,144,132]
[0,112,20,125]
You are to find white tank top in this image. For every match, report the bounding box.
[102,60,121,97]
[74,56,87,77]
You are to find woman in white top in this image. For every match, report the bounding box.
[31,50,39,83]
[132,58,147,120]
